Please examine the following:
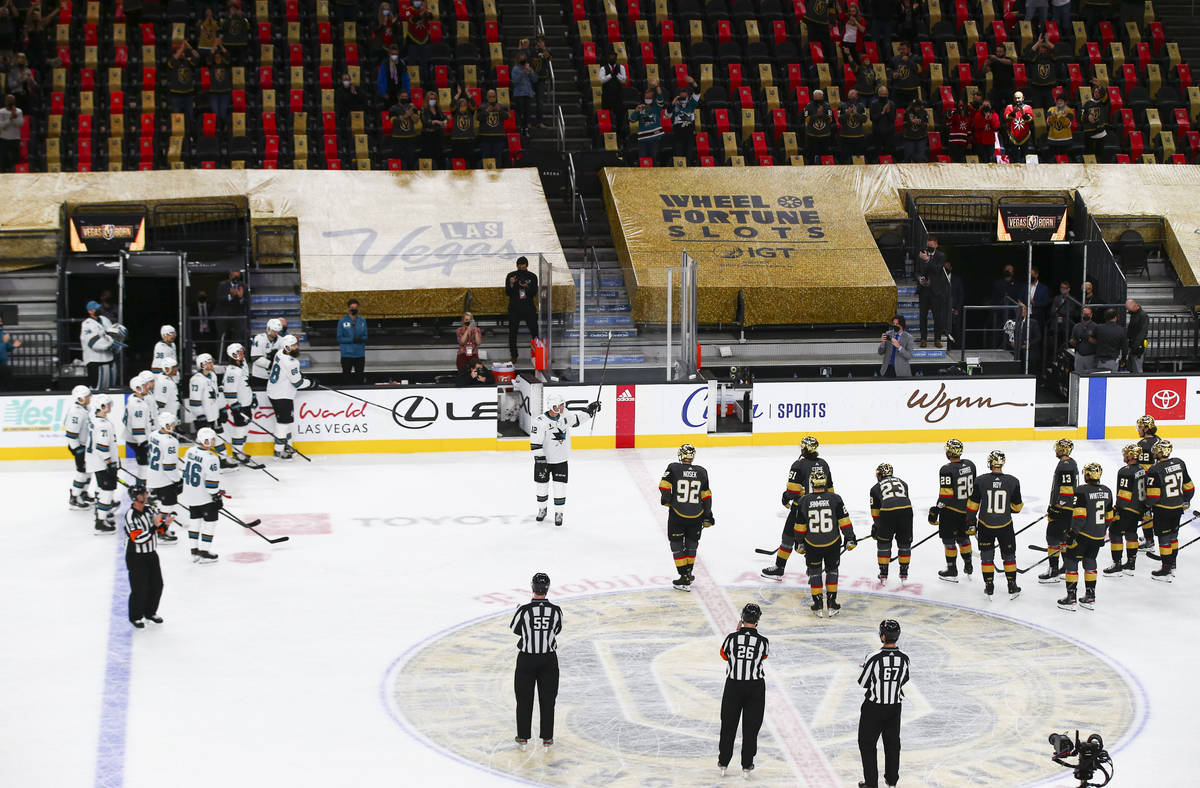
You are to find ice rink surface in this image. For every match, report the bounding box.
[2,436,1196,788]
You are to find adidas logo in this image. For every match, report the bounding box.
[616,388,635,402]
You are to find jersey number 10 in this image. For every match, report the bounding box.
[985,488,1008,514]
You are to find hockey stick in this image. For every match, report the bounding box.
[754,546,778,555]
[316,384,395,415]
[1145,513,1200,561]
[589,330,614,434]
[171,429,281,482]
[250,417,312,461]
[1017,554,1052,574]
[889,529,940,562]
[1013,513,1047,538]
[216,507,288,543]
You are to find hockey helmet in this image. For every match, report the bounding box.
[129,376,144,393]
[195,353,214,369]
[157,412,179,430]
[1137,414,1157,435]
[543,391,565,413]
[71,385,92,404]
[678,443,696,463]
[945,438,964,458]
[1153,439,1173,459]
[196,427,219,446]
[266,318,284,334]
[160,324,176,339]
[226,342,245,361]
[1121,443,1140,463]
[531,572,551,594]
[800,435,820,456]
[130,485,149,502]
[987,449,1006,469]
[280,334,300,351]
[1083,462,1103,483]
[809,466,829,489]
[876,462,893,479]
[91,393,112,414]
[160,355,178,371]
[137,371,156,389]
[1054,438,1074,458]
[740,603,762,625]
[879,619,901,643]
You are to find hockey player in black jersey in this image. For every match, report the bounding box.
[967,450,1024,600]
[869,463,913,585]
[931,438,977,582]
[794,466,856,617]
[1136,415,1161,550]
[1146,439,1195,582]
[762,436,834,581]
[1041,438,1079,584]
[1058,463,1113,611]
[659,444,714,591]
[1105,444,1146,577]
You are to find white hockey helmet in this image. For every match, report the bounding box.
[543,391,564,412]
[160,355,178,371]
[281,334,299,350]
[196,427,219,446]
[71,384,92,403]
[160,324,176,339]
[157,412,179,430]
[195,353,214,369]
[91,393,112,414]
[129,376,144,393]
[226,342,245,360]
[267,318,284,334]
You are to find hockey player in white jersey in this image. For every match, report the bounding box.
[187,353,221,432]
[85,393,119,532]
[153,357,180,420]
[63,385,94,509]
[124,373,156,485]
[80,300,120,390]
[250,318,285,390]
[266,334,312,459]
[530,391,601,526]
[220,343,254,461]
[146,413,182,543]
[180,427,224,563]
[151,325,178,378]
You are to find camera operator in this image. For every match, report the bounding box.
[972,97,1001,162]
[916,237,946,348]
[857,619,909,788]
[877,315,914,377]
[456,360,494,387]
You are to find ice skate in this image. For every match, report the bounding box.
[1057,593,1077,611]
[671,576,692,592]
[1151,566,1174,583]
[554,512,563,527]
[826,598,841,617]
[984,579,994,598]
[131,619,144,629]
[536,507,547,522]
[514,737,528,751]
[760,565,784,581]
[542,739,552,749]
[962,557,974,578]
[1102,563,1124,577]
[1037,568,1061,584]
[1079,590,1096,610]
[69,493,89,509]
[159,530,178,544]
[742,765,754,779]
[938,568,959,583]
[145,614,164,624]
[810,596,824,618]
[94,521,115,533]
[196,550,219,564]
[1123,559,1137,577]
[1007,579,1022,600]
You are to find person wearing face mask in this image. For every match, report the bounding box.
[373,3,399,59]
[456,311,483,372]
[208,44,233,132]
[990,264,1022,348]
[389,90,422,169]
[216,269,247,319]
[1050,280,1078,345]
[337,299,368,384]
[451,97,478,164]
[1069,308,1098,370]
[0,93,22,173]
[335,72,366,119]
[421,94,448,166]
[222,3,250,64]
[401,0,432,86]
[511,53,539,136]
[527,34,553,129]
[1026,264,1050,326]
[629,83,665,164]
[1079,82,1110,162]
[599,50,628,142]
[670,76,701,163]
[476,89,510,165]
[377,44,409,102]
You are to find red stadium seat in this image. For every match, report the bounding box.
[262,112,278,135]
[787,63,803,93]
[674,64,691,88]
[1119,108,1135,138]
[380,111,393,135]
[700,155,715,166]
[138,137,154,165]
[485,21,499,44]
[1177,65,1193,92]
[259,66,274,89]
[639,156,655,167]
[114,46,128,67]
[771,20,787,46]
[202,113,216,137]
[1175,108,1190,136]
[1149,22,1166,54]
[606,20,621,44]
[660,20,675,43]
[1108,86,1123,113]
[751,132,768,160]
[200,160,216,170]
[713,108,731,135]
[434,66,450,89]
[429,20,443,43]
[1012,63,1027,89]
[928,131,943,158]
[696,132,710,157]
[1067,64,1082,98]
[974,42,989,72]
[878,154,894,163]
[991,21,1007,46]
[758,155,774,166]
[142,67,156,89]
[1054,154,1069,163]
[736,86,754,109]
[495,65,510,87]
[728,63,743,90]
[110,92,125,115]
[318,22,332,44]
[919,42,935,68]
[939,86,954,113]
[819,155,835,165]
[1128,131,1144,159]
[344,43,360,66]
[863,41,880,65]
[795,86,810,113]
[1044,21,1059,45]
[571,0,585,22]
[717,20,732,43]
[626,0,641,21]
[507,132,523,160]
[582,41,597,65]
[84,24,98,47]
[1098,22,1114,50]
[289,90,304,113]
[319,67,333,90]
[810,43,824,64]
[1115,153,1131,163]
[1135,43,1151,73]
[258,22,272,44]
[289,44,303,67]
[322,112,337,134]
[770,108,789,139]
[1086,42,1102,67]
[141,23,156,45]
[232,90,246,112]
[1120,64,1137,95]
[50,92,65,115]
[139,113,154,136]
[285,0,299,22]
[1171,153,1186,164]
[80,68,95,91]
[264,135,280,160]
[596,109,612,134]
[200,67,211,92]
[452,157,467,169]
[324,135,338,160]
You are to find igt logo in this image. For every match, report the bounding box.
[1144,379,1187,421]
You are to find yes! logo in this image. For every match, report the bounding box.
[1145,379,1187,421]
[2,398,67,430]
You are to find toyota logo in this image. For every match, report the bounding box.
[391,395,438,429]
[1151,389,1180,411]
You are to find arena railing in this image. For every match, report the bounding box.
[3,330,55,380]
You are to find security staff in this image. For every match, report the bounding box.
[858,619,910,788]
[505,256,539,363]
[718,603,769,779]
[510,572,562,750]
[125,486,171,629]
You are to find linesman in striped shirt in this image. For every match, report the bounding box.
[718,603,768,778]
[510,572,562,750]
[125,486,172,629]
[857,619,910,788]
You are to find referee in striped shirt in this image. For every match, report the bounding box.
[718,603,769,778]
[510,572,562,750]
[125,486,171,629]
[857,619,910,788]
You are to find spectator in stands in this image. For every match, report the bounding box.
[1125,299,1147,374]
[1051,280,1078,344]
[972,97,1000,161]
[22,2,56,70]
[946,96,974,162]
[1026,0,1049,28]
[899,98,929,162]
[456,311,482,372]
[215,270,246,324]
[851,51,877,98]
[985,45,1015,110]
[0,5,15,63]
[401,0,433,87]
[599,51,628,142]
[0,315,21,390]
[870,86,896,159]
[1080,83,1110,161]
[1069,306,1098,372]
[840,4,867,60]
[222,2,251,65]
[336,72,367,120]
[422,93,448,166]
[451,79,472,108]
[868,0,897,51]
[896,0,923,45]
[6,53,38,116]
[630,83,665,164]
[476,89,510,165]
[337,298,368,384]
[837,90,869,162]
[193,289,215,355]
[1002,91,1034,162]
[389,91,422,169]
[877,315,914,377]
[804,0,835,58]
[456,360,494,387]
[511,53,539,136]
[670,76,700,164]
[0,92,22,173]
[1043,93,1076,159]
[372,3,399,61]
[197,7,220,57]
[916,237,945,348]
[377,44,409,103]
[1082,0,1116,38]
[527,34,552,129]
[208,44,233,132]
[505,256,539,363]
[166,40,200,126]
[804,91,836,162]
[1025,34,1057,109]
[1093,307,1125,372]
[451,97,478,164]
[890,41,922,108]
[1050,0,1073,38]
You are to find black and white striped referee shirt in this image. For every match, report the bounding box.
[124,507,159,554]
[510,599,563,654]
[858,647,910,704]
[721,627,769,681]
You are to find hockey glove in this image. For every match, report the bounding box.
[702,513,715,528]
[927,505,940,526]
[781,491,793,509]
[845,536,858,551]
[217,408,229,426]
[211,493,224,510]
[586,400,601,416]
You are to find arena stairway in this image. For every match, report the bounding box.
[0,266,59,333]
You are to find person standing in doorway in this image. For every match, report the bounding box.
[857,619,910,788]
[717,602,769,779]
[1124,299,1147,373]
[336,299,368,384]
[915,237,945,348]
[505,256,539,363]
[511,572,562,751]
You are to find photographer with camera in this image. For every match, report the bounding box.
[916,237,946,349]
[877,315,914,377]
[857,619,909,788]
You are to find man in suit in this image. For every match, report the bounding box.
[916,237,946,348]
[878,315,915,377]
[1026,265,1051,326]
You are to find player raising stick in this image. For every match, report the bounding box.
[1146,439,1195,582]
[266,334,313,460]
[1058,463,1112,611]
[529,391,600,526]
[795,466,856,617]
[932,438,977,582]
[181,427,224,563]
[762,435,833,581]
[1105,444,1146,577]
[659,444,714,591]
[1041,438,1079,584]
[967,450,1024,600]
[869,463,913,586]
